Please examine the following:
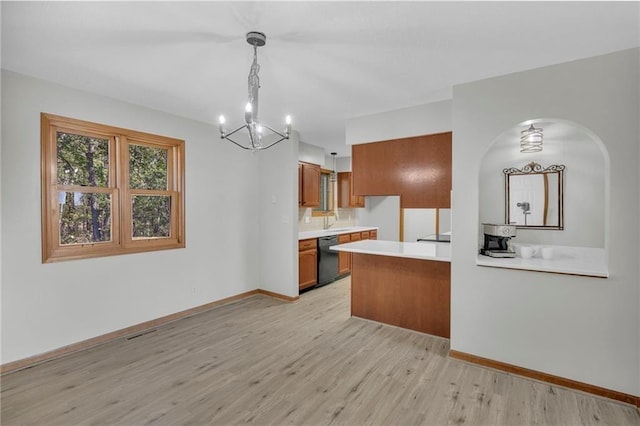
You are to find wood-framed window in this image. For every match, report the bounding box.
[311,168,335,217]
[41,113,185,262]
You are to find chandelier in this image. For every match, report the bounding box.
[218,31,292,151]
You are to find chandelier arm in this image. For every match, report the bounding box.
[221,134,252,150]
[259,135,289,150]
[223,124,249,139]
[260,124,289,139]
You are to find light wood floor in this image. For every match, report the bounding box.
[2,277,638,425]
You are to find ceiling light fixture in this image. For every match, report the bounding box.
[218,31,291,151]
[520,124,543,153]
[330,152,337,182]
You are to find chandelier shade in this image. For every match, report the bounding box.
[330,152,337,182]
[218,31,291,151]
[520,124,543,153]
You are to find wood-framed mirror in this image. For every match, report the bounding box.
[504,162,565,229]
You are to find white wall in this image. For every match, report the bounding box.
[452,48,639,395]
[258,133,299,298]
[0,5,4,361]
[345,99,452,145]
[298,141,325,166]
[335,156,351,173]
[0,70,264,364]
[403,209,437,242]
[356,196,401,241]
[402,207,452,242]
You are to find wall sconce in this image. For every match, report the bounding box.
[520,124,543,153]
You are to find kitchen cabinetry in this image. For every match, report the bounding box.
[338,172,365,208]
[298,238,318,290]
[352,132,452,208]
[336,230,378,276]
[299,162,321,207]
[351,254,450,338]
[337,234,351,275]
[351,230,376,240]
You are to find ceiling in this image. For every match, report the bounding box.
[2,1,639,157]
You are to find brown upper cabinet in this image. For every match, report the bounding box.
[337,172,365,208]
[299,162,321,207]
[351,132,452,209]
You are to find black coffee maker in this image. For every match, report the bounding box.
[480,223,517,258]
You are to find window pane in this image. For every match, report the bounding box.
[314,173,330,212]
[132,195,171,238]
[59,192,111,245]
[57,132,109,187]
[129,144,168,190]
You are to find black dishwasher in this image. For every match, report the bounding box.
[317,235,339,287]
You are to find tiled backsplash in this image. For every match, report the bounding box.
[298,207,357,232]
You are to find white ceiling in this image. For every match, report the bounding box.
[2,1,639,157]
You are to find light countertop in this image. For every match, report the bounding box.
[298,226,378,240]
[476,245,608,278]
[330,239,451,262]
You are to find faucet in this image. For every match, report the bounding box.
[323,216,333,230]
[517,201,532,226]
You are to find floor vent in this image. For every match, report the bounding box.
[126,329,157,340]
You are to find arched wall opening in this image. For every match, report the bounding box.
[478,118,610,254]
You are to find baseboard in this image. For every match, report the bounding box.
[449,350,640,408]
[257,288,300,302]
[1,288,298,375]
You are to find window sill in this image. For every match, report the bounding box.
[311,211,335,217]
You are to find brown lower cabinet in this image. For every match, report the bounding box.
[337,230,377,276]
[299,230,377,289]
[338,234,351,275]
[298,238,317,290]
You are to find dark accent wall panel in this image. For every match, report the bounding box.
[352,132,452,208]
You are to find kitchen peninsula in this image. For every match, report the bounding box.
[332,240,451,338]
